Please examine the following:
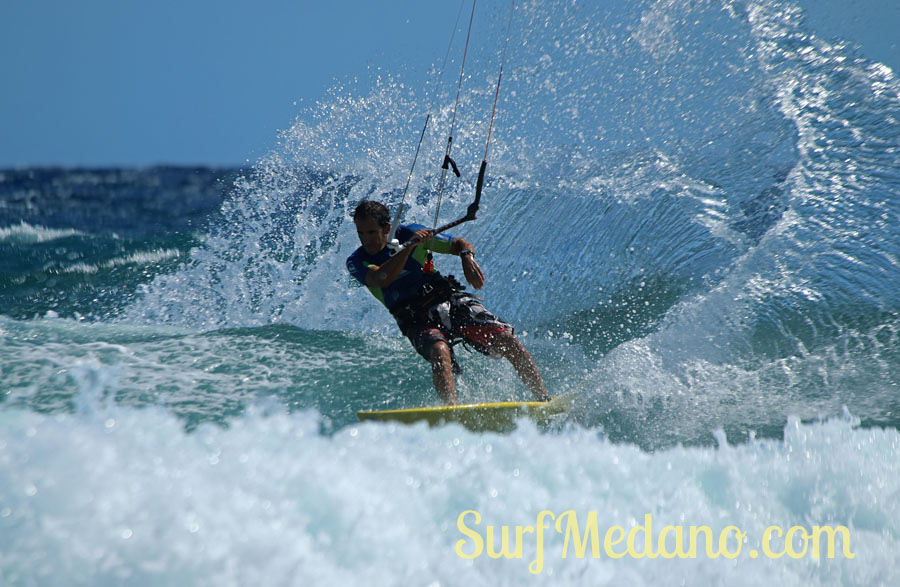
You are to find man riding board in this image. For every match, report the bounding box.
[347,200,549,405]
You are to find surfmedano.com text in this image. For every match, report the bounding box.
[455,510,855,574]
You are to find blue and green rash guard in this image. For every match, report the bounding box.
[346,223,454,311]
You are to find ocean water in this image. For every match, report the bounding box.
[2,0,899,584]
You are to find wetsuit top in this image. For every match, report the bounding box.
[346,223,454,311]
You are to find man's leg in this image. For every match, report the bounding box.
[488,330,550,401]
[430,340,458,405]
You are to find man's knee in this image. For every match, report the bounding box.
[488,329,521,354]
[430,340,452,364]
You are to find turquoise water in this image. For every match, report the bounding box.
[2,0,899,584]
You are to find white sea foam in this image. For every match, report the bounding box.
[63,249,182,274]
[0,221,82,243]
[0,401,896,585]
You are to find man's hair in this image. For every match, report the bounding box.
[353,200,391,228]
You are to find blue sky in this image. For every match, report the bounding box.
[0,0,451,167]
[1,0,896,168]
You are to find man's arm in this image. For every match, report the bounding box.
[450,237,485,290]
[365,228,433,288]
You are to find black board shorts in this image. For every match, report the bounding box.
[399,292,513,362]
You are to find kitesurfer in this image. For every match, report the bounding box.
[347,200,549,405]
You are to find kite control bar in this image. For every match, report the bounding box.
[388,160,485,255]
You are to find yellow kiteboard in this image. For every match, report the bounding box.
[357,397,570,433]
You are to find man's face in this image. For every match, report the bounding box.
[355,217,390,255]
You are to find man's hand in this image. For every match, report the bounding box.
[461,254,485,289]
[365,227,434,288]
[410,228,435,247]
